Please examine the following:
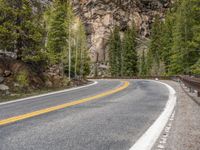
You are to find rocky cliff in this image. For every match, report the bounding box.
[72,0,171,63]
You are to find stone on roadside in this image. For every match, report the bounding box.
[0,84,9,91]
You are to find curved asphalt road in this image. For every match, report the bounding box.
[0,80,169,150]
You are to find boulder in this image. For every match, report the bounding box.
[4,70,11,77]
[0,84,9,91]
[45,80,53,88]
[0,84,10,96]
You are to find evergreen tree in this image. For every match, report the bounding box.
[122,24,138,76]
[0,0,17,52]
[108,26,122,77]
[146,16,163,75]
[160,12,175,74]
[108,30,115,76]
[190,0,200,74]
[145,0,200,76]
[169,0,197,75]
[46,1,90,78]
[139,50,147,76]
[76,22,90,78]
[47,0,69,64]
[0,0,45,62]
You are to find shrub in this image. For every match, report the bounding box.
[16,71,29,88]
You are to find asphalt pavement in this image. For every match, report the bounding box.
[0,79,169,150]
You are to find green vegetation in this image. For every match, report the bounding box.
[108,26,122,77]
[70,21,90,78]
[122,24,138,76]
[146,0,200,75]
[0,0,45,62]
[44,0,90,78]
[146,16,163,75]
[108,24,138,77]
[16,71,29,88]
[45,0,90,78]
[46,0,69,64]
[0,0,90,82]
[139,50,147,76]
[108,0,200,77]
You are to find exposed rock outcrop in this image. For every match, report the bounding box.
[43,65,69,88]
[72,0,171,62]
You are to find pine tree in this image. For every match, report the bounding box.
[47,0,69,64]
[160,12,175,74]
[0,0,45,62]
[46,1,90,78]
[169,0,197,75]
[190,0,200,74]
[122,24,138,76]
[139,50,147,76]
[145,0,200,76]
[146,16,163,75]
[0,0,17,52]
[108,30,115,76]
[108,26,122,77]
[115,27,122,77]
[77,22,90,78]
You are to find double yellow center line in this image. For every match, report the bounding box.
[0,81,129,126]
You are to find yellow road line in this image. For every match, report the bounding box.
[0,81,129,126]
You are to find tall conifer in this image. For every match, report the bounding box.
[122,24,138,76]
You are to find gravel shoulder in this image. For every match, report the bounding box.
[153,80,200,150]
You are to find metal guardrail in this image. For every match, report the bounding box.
[179,76,200,97]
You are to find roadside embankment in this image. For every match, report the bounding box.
[153,80,200,150]
[0,56,89,102]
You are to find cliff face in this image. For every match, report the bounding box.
[72,0,171,62]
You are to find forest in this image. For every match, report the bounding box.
[0,0,90,78]
[143,0,200,76]
[109,0,200,77]
[0,0,91,95]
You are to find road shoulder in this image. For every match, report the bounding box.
[153,80,200,150]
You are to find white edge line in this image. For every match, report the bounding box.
[0,80,98,106]
[129,80,177,150]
